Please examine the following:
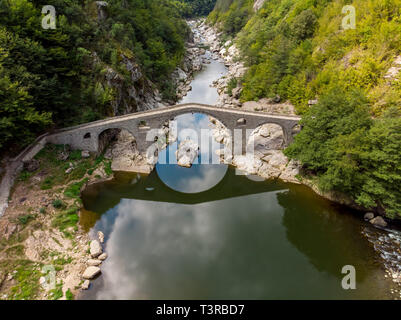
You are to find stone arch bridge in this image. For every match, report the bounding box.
[47,103,301,155]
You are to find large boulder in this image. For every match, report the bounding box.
[176,140,199,168]
[82,266,101,280]
[98,253,108,261]
[174,68,187,82]
[90,240,102,258]
[250,124,284,152]
[364,212,375,221]
[232,155,263,175]
[87,259,102,267]
[109,130,153,173]
[369,216,388,228]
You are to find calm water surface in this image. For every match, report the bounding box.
[79,49,392,300]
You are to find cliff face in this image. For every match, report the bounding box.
[100,54,163,115]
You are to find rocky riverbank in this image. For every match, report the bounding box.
[170,20,211,103]
[189,18,302,185]
[0,146,112,300]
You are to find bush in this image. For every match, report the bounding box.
[291,9,317,41]
[52,199,65,209]
[17,214,35,226]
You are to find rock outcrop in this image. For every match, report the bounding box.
[210,119,301,183]
[253,0,266,11]
[105,130,154,174]
[176,140,199,168]
[369,216,388,228]
[91,51,163,116]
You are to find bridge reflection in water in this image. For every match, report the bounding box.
[81,167,289,222]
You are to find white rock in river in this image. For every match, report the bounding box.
[90,240,102,258]
[176,140,199,168]
[82,266,101,280]
[364,212,375,221]
[232,155,263,175]
[97,231,104,243]
[369,216,388,228]
[98,253,108,261]
[87,259,102,266]
[81,280,90,290]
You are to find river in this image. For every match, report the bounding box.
[78,36,398,300]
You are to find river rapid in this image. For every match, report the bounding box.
[78,20,401,300]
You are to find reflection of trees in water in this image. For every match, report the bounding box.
[276,186,373,280]
[81,167,288,221]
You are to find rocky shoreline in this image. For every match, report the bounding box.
[0,146,115,300]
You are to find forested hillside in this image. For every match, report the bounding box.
[0,0,189,154]
[209,0,401,218]
[180,0,217,16]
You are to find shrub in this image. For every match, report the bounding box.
[52,199,65,209]
[17,214,34,226]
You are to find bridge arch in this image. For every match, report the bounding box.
[97,127,137,156]
[154,109,232,134]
